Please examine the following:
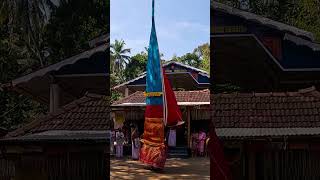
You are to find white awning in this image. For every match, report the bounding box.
[112,102,210,107]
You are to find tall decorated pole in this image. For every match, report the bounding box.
[139,0,167,169]
[139,0,184,170]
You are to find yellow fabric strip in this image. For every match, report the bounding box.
[144,92,163,97]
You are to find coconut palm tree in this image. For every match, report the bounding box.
[110,39,131,78]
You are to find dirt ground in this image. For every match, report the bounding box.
[110,157,210,180]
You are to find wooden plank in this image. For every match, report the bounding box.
[50,83,61,113]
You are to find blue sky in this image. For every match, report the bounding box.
[111,0,210,60]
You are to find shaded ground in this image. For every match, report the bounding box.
[111,157,210,180]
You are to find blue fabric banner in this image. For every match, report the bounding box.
[146,0,163,106]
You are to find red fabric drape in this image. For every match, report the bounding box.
[209,123,232,180]
[162,69,183,127]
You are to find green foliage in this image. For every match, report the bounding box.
[45,0,108,64]
[178,53,202,68]
[110,39,131,82]
[0,92,45,130]
[0,24,46,130]
[195,43,210,72]
[287,0,320,42]
[217,0,320,41]
[171,43,210,73]
[124,51,148,81]
[110,74,123,103]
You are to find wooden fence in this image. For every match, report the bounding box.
[0,159,14,180]
[0,152,109,180]
[256,150,320,180]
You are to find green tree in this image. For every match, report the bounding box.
[124,51,148,81]
[178,53,202,68]
[171,43,210,72]
[0,0,57,74]
[110,39,131,78]
[286,0,320,41]
[45,0,108,65]
[0,22,45,130]
[217,0,320,41]
[110,74,123,103]
[194,43,210,72]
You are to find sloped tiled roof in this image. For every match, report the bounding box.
[212,1,315,41]
[7,87,320,139]
[212,87,320,128]
[2,130,110,144]
[7,93,110,138]
[112,90,210,106]
[112,61,209,91]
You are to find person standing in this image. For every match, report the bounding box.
[131,125,140,160]
[168,128,176,147]
[205,132,210,157]
[110,130,115,155]
[198,129,206,156]
[115,129,125,158]
[191,131,199,157]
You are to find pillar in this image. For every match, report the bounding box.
[50,83,60,113]
[187,107,191,148]
[125,87,129,97]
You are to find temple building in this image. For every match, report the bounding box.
[212,2,320,179]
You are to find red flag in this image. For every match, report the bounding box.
[209,123,232,180]
[162,68,184,127]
